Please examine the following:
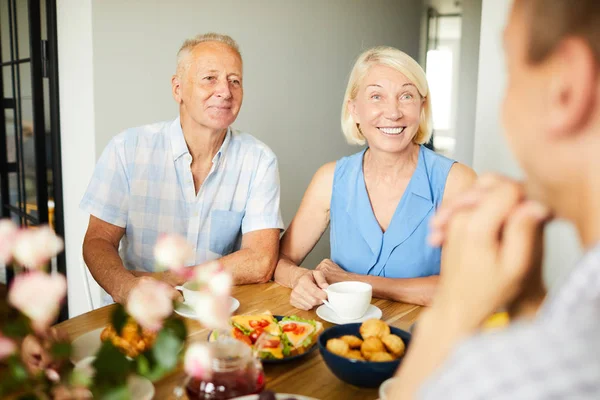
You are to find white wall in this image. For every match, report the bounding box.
[453,0,482,165]
[57,0,96,317]
[473,0,582,288]
[90,0,424,271]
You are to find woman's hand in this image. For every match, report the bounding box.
[21,328,68,375]
[315,259,351,283]
[290,270,329,310]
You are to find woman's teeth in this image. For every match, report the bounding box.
[379,127,405,135]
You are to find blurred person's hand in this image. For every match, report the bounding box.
[433,174,551,328]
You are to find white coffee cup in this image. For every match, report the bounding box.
[322,281,372,320]
[175,281,202,304]
[379,377,400,400]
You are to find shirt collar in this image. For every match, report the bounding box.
[169,116,232,163]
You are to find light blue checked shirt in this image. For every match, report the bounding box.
[80,117,284,274]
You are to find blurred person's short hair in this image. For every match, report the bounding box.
[521,0,599,65]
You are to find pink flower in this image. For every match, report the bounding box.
[184,343,212,379]
[189,290,231,330]
[209,270,232,297]
[194,261,232,297]
[0,219,17,265]
[126,278,174,331]
[154,234,194,274]
[13,226,64,269]
[0,334,17,360]
[8,272,67,331]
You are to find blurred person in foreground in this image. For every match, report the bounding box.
[391,0,600,398]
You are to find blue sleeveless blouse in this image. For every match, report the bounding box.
[330,145,455,278]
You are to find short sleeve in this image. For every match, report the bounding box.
[241,152,284,234]
[79,137,131,227]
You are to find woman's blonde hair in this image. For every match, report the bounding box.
[341,46,432,146]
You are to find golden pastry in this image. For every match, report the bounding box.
[340,335,363,349]
[346,350,365,360]
[326,338,350,356]
[360,336,386,359]
[382,334,406,357]
[359,319,390,339]
[368,351,395,362]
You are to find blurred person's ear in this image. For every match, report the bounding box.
[545,37,598,138]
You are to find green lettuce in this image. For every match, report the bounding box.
[231,322,252,335]
[280,315,317,328]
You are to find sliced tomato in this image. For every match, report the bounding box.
[258,319,270,328]
[282,323,297,332]
[263,339,281,348]
[294,326,306,335]
[249,328,264,344]
[232,328,252,346]
[249,320,261,328]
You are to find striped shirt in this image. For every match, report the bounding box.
[81,117,284,274]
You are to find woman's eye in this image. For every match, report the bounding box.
[401,94,414,100]
[230,79,241,85]
[204,76,216,81]
[371,94,381,100]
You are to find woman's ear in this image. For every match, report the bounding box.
[348,99,360,124]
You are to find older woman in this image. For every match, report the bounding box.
[274,46,476,309]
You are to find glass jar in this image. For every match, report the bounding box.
[185,337,265,400]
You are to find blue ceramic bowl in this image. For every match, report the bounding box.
[318,323,411,388]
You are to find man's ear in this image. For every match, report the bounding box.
[546,37,597,137]
[171,74,182,104]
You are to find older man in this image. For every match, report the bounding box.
[81,33,283,304]
[392,0,600,399]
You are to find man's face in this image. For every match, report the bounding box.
[173,41,243,132]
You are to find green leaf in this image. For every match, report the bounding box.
[136,354,150,376]
[94,383,131,400]
[110,304,129,336]
[8,356,29,382]
[2,315,32,338]
[51,341,72,360]
[152,329,183,371]
[93,341,131,386]
[17,394,39,400]
[163,317,187,341]
[69,368,93,388]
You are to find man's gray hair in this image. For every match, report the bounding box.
[176,32,241,76]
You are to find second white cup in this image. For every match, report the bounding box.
[323,281,372,320]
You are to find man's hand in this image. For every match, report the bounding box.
[117,275,183,304]
[433,174,550,328]
[315,259,351,284]
[290,270,329,310]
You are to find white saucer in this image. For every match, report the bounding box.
[174,296,240,320]
[316,304,382,324]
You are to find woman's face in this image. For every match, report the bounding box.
[349,65,424,154]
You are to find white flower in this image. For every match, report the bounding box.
[189,291,231,330]
[126,278,174,331]
[184,343,212,379]
[154,234,194,273]
[0,334,16,360]
[13,226,64,269]
[0,219,17,265]
[8,272,67,331]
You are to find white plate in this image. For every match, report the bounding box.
[75,356,154,400]
[174,296,240,320]
[71,327,105,363]
[231,394,319,400]
[316,304,382,324]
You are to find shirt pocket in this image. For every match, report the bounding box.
[209,209,243,256]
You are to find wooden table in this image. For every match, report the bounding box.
[56,282,423,400]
